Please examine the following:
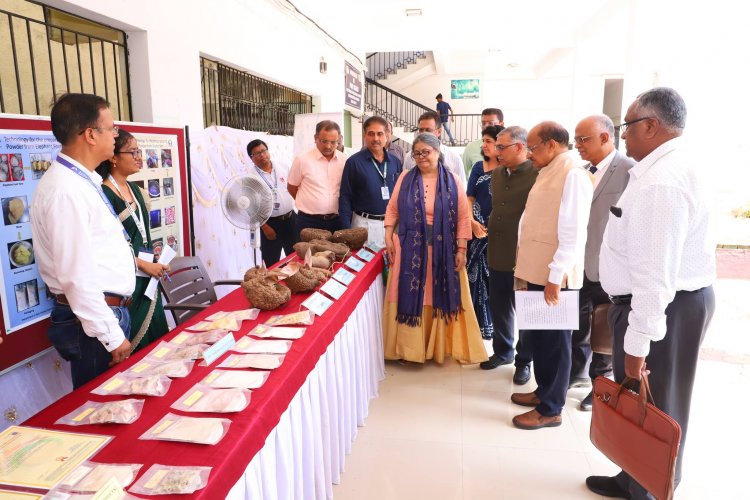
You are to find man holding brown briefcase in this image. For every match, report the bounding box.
[569,115,633,411]
[586,88,716,498]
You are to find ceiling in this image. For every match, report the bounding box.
[282,0,628,75]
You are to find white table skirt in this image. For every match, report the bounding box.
[227,277,385,500]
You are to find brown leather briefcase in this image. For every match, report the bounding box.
[590,375,681,500]
[590,303,613,355]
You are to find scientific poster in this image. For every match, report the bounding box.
[0,131,59,333]
[126,133,184,259]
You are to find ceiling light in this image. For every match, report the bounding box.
[405,9,422,16]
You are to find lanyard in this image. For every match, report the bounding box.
[57,156,130,243]
[254,165,278,193]
[370,158,387,185]
[108,175,148,243]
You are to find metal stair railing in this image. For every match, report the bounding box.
[365,77,432,133]
[366,51,427,81]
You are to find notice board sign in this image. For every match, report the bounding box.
[344,61,363,111]
[0,114,192,374]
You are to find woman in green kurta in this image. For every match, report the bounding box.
[96,129,170,353]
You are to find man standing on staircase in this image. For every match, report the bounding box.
[436,93,456,146]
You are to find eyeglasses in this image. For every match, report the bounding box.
[78,125,119,136]
[495,142,519,151]
[481,120,501,128]
[417,128,436,134]
[620,116,654,133]
[251,149,269,158]
[117,148,142,159]
[317,139,339,146]
[573,136,591,145]
[411,149,434,159]
[526,141,547,152]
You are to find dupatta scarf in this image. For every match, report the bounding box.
[396,162,463,326]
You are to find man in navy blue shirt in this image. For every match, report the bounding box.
[436,93,456,146]
[338,116,402,246]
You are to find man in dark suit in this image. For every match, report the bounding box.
[569,115,634,411]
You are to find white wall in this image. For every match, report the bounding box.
[42,0,364,128]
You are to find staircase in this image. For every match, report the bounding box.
[365,78,431,134]
[366,51,428,81]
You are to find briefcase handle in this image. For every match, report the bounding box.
[609,374,656,426]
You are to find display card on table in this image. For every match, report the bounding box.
[331,267,356,285]
[343,256,366,272]
[0,426,111,490]
[320,278,347,300]
[302,291,334,316]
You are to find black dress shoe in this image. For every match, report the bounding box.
[585,475,631,498]
[579,391,593,411]
[568,377,591,389]
[513,365,531,385]
[479,354,513,370]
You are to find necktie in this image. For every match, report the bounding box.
[588,164,598,175]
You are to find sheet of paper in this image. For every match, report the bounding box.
[0,426,111,489]
[515,291,579,330]
[144,244,177,300]
[343,256,365,272]
[320,278,347,300]
[136,251,154,278]
[302,291,334,316]
[331,267,355,286]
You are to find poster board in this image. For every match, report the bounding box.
[0,114,191,373]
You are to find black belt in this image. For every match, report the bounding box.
[609,294,632,305]
[299,211,338,221]
[609,289,702,306]
[354,211,385,221]
[269,210,294,221]
[55,292,132,308]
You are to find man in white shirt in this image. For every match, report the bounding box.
[586,89,716,499]
[511,121,593,430]
[31,93,136,388]
[403,111,467,188]
[569,115,634,411]
[247,139,297,266]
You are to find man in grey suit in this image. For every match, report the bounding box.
[569,114,634,411]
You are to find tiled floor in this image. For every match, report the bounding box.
[333,279,750,499]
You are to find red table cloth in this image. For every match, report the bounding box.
[22,252,384,498]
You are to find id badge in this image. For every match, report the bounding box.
[381,186,390,200]
[272,190,281,210]
[274,202,281,210]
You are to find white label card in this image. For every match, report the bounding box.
[302,292,334,316]
[381,186,390,200]
[332,267,355,285]
[355,248,375,262]
[365,241,385,253]
[320,278,347,300]
[343,256,365,272]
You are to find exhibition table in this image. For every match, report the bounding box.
[22,253,385,499]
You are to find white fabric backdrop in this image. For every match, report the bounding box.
[189,127,294,296]
[227,277,385,500]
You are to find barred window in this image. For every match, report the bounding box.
[0,0,131,119]
[201,57,312,136]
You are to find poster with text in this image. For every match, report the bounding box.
[0,131,60,333]
[127,133,184,259]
